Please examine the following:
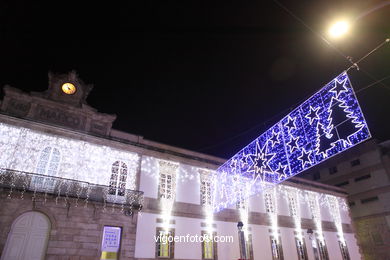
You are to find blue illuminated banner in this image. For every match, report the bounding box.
[213,72,371,212]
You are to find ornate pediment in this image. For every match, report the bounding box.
[0,71,116,136]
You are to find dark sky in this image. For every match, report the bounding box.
[1,0,389,158]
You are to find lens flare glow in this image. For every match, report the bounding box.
[329,21,349,38]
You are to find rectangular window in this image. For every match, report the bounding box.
[350,159,360,167]
[295,238,308,260]
[264,192,276,214]
[317,239,329,260]
[158,161,178,200]
[156,229,174,258]
[246,234,254,260]
[313,172,320,180]
[270,236,284,260]
[200,178,212,207]
[159,173,174,200]
[336,181,349,187]
[339,241,350,260]
[361,196,379,204]
[236,188,247,210]
[354,174,371,182]
[201,231,217,260]
[329,166,338,175]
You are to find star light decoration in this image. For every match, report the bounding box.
[213,72,371,212]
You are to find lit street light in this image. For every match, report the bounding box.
[328,20,350,38]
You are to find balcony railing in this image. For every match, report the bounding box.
[0,168,143,211]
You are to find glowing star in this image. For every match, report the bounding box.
[268,130,280,147]
[305,106,320,125]
[247,142,275,175]
[240,153,249,168]
[275,163,288,181]
[230,159,238,171]
[298,148,313,168]
[284,115,297,133]
[330,78,348,98]
[287,135,299,153]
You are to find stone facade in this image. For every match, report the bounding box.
[0,192,138,260]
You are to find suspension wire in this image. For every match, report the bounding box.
[197,1,390,153]
[197,74,390,153]
[346,39,390,72]
[355,75,390,94]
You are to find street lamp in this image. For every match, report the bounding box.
[328,20,350,38]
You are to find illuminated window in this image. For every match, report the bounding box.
[108,161,128,196]
[156,229,174,258]
[270,235,284,260]
[287,194,298,217]
[200,177,212,206]
[317,239,329,260]
[264,192,276,214]
[295,238,308,260]
[201,232,216,260]
[245,234,254,260]
[158,161,177,200]
[31,147,61,191]
[159,172,174,200]
[236,187,247,210]
[339,241,350,260]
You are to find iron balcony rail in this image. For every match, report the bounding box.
[0,168,143,211]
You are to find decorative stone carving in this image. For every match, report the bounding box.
[1,71,116,136]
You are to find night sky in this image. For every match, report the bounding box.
[1,1,389,158]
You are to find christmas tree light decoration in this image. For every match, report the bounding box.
[213,72,371,212]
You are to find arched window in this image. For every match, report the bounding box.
[36,147,61,176]
[109,161,128,196]
[31,147,61,191]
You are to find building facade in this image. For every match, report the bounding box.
[0,72,362,260]
[302,139,390,260]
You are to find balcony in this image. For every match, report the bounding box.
[0,168,143,212]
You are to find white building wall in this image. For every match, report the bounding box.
[0,123,139,189]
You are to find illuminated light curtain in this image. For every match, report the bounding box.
[108,161,128,196]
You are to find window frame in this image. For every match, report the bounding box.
[338,241,350,260]
[31,146,61,192]
[200,176,212,207]
[316,239,329,260]
[201,231,218,260]
[108,161,128,197]
[350,159,360,167]
[155,228,175,259]
[295,237,308,260]
[269,234,284,260]
[329,166,338,175]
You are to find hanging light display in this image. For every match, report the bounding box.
[213,72,371,212]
